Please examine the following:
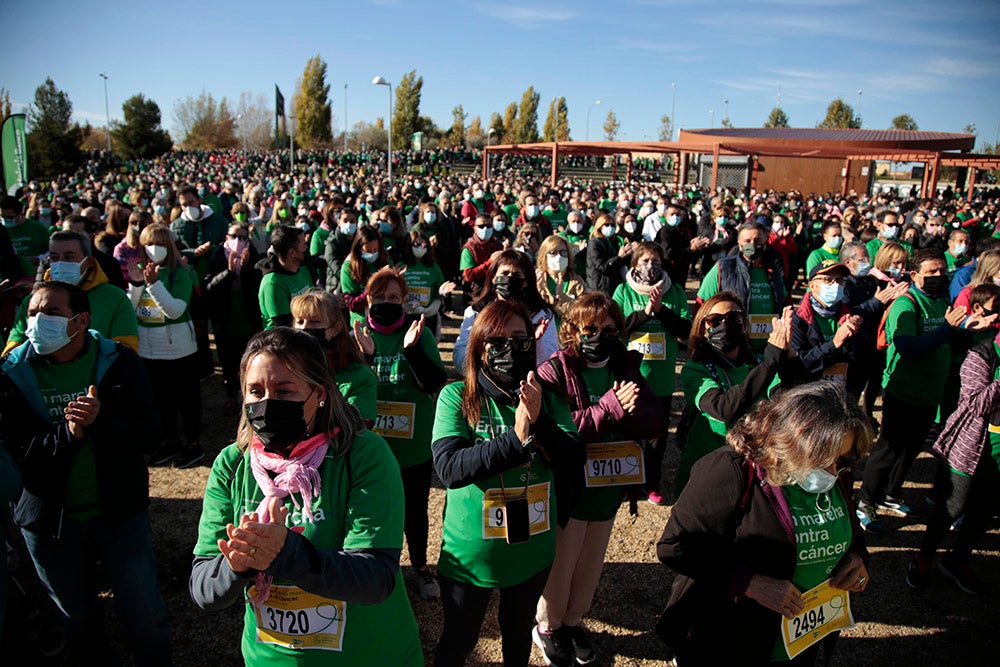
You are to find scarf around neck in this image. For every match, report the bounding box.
[625,266,671,296]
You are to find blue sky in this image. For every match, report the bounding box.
[3,0,1000,148]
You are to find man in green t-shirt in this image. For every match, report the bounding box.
[866,210,911,261]
[258,225,314,329]
[805,221,843,276]
[944,228,971,278]
[1,194,49,277]
[857,248,993,536]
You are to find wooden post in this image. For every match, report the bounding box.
[710,144,720,193]
[612,155,618,181]
[481,147,489,182]
[967,166,977,201]
[749,157,759,193]
[627,152,633,182]
[551,143,558,188]
[841,159,851,198]
[928,153,941,198]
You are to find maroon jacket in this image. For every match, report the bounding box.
[460,236,503,286]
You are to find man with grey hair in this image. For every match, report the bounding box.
[3,230,138,354]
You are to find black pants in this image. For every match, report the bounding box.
[435,565,551,667]
[859,392,935,506]
[215,334,251,400]
[142,354,202,445]
[400,460,431,570]
[920,459,1000,563]
[646,395,672,493]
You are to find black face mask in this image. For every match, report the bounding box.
[244,398,310,453]
[483,341,536,392]
[302,327,330,347]
[369,301,404,327]
[706,322,743,354]
[580,332,618,363]
[494,274,526,301]
[636,262,662,285]
[920,275,948,298]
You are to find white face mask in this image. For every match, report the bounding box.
[624,221,638,234]
[882,225,899,239]
[601,225,616,238]
[492,220,507,232]
[796,468,838,494]
[568,221,583,234]
[339,222,358,235]
[361,251,380,263]
[666,215,681,227]
[477,226,494,241]
[525,205,540,219]
[854,261,872,277]
[423,211,437,224]
[474,190,484,200]
[953,243,967,256]
[185,205,202,220]
[827,236,843,249]
[656,204,667,215]
[145,245,168,264]
[547,254,569,273]
[412,245,428,259]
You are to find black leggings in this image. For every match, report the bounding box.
[434,565,550,667]
[142,354,202,445]
[215,334,251,400]
[920,459,1000,564]
[400,460,432,570]
[646,395,672,493]
[860,392,935,505]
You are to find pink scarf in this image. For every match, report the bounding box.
[367,312,405,334]
[247,431,332,603]
[224,238,248,274]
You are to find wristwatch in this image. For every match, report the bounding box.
[521,434,536,449]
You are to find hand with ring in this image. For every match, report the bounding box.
[830,552,869,592]
[218,497,290,573]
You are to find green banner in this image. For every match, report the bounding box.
[1,114,28,195]
[412,131,423,152]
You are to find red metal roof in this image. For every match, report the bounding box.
[681,128,975,152]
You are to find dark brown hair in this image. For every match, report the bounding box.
[558,292,625,357]
[688,291,750,361]
[461,300,534,425]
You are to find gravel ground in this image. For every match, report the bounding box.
[6,285,998,666]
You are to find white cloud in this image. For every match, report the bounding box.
[923,57,997,79]
[474,4,577,29]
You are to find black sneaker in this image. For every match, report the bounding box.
[563,624,596,665]
[906,555,933,591]
[855,502,886,536]
[149,441,181,466]
[533,624,574,667]
[411,567,440,600]
[938,559,982,595]
[173,446,205,469]
[878,496,922,518]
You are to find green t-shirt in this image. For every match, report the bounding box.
[371,327,443,468]
[573,364,627,522]
[403,262,444,311]
[192,432,422,666]
[675,358,780,495]
[558,231,588,278]
[339,260,377,326]
[866,237,913,262]
[9,281,138,349]
[29,340,100,519]
[259,267,313,330]
[310,226,331,257]
[883,287,950,406]
[542,206,567,228]
[432,382,576,587]
[336,360,378,423]
[503,203,520,222]
[944,250,970,279]
[772,484,852,661]
[805,246,840,276]
[612,280,690,397]
[698,265,775,352]
[459,247,477,271]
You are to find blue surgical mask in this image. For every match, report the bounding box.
[827,236,843,249]
[796,468,838,494]
[817,282,843,307]
[953,243,967,256]
[49,259,86,285]
[361,251,380,264]
[882,225,899,239]
[477,227,494,241]
[666,215,681,227]
[378,221,392,234]
[26,313,80,356]
[855,261,871,277]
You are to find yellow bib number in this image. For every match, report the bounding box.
[585,441,645,487]
[781,580,854,659]
[251,585,346,651]
[822,362,848,387]
[374,401,415,439]
[136,293,164,324]
[748,314,775,340]
[407,285,431,308]
[481,482,551,540]
[628,332,667,361]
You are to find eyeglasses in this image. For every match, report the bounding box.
[228,234,248,240]
[580,325,619,337]
[522,233,535,239]
[547,250,569,257]
[703,311,745,328]
[485,336,535,353]
[812,275,844,285]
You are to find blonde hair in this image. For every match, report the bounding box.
[970,249,1000,289]
[138,224,181,269]
[873,241,907,271]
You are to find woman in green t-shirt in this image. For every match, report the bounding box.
[432,300,581,667]
[534,234,585,323]
[402,229,454,340]
[354,268,447,601]
[190,328,422,666]
[339,226,388,324]
[675,292,800,496]
[290,289,377,423]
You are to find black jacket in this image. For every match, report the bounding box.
[204,244,264,332]
[585,236,628,294]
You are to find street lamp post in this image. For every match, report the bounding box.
[236,113,247,152]
[670,82,677,141]
[372,76,392,186]
[586,99,601,141]
[723,99,729,124]
[344,83,348,152]
[486,127,496,178]
[709,109,715,128]
[99,72,112,152]
[857,90,863,128]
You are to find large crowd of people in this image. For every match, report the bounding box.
[2,147,1000,666]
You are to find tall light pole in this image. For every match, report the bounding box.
[670,82,677,141]
[486,127,496,179]
[585,99,601,141]
[709,109,715,128]
[857,89,863,128]
[99,72,112,152]
[343,83,348,152]
[723,99,729,124]
[236,113,247,152]
[372,76,392,186]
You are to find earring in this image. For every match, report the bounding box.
[319,400,325,407]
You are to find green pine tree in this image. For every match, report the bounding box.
[111,94,173,159]
[294,55,333,148]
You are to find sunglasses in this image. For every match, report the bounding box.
[581,325,619,337]
[228,234,248,240]
[704,312,745,328]
[485,336,535,353]
[547,250,569,257]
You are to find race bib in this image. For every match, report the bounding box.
[407,285,431,308]
[628,332,667,361]
[373,401,415,439]
[781,580,854,659]
[822,363,848,386]
[136,293,164,324]
[481,482,551,540]
[748,314,776,340]
[584,441,645,487]
[251,585,346,651]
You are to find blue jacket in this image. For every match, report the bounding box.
[0,331,161,536]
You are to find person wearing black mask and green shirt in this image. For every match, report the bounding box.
[453,250,558,373]
[432,300,581,667]
[352,268,447,601]
[856,248,995,536]
[675,293,801,495]
[257,225,314,330]
[697,222,787,353]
